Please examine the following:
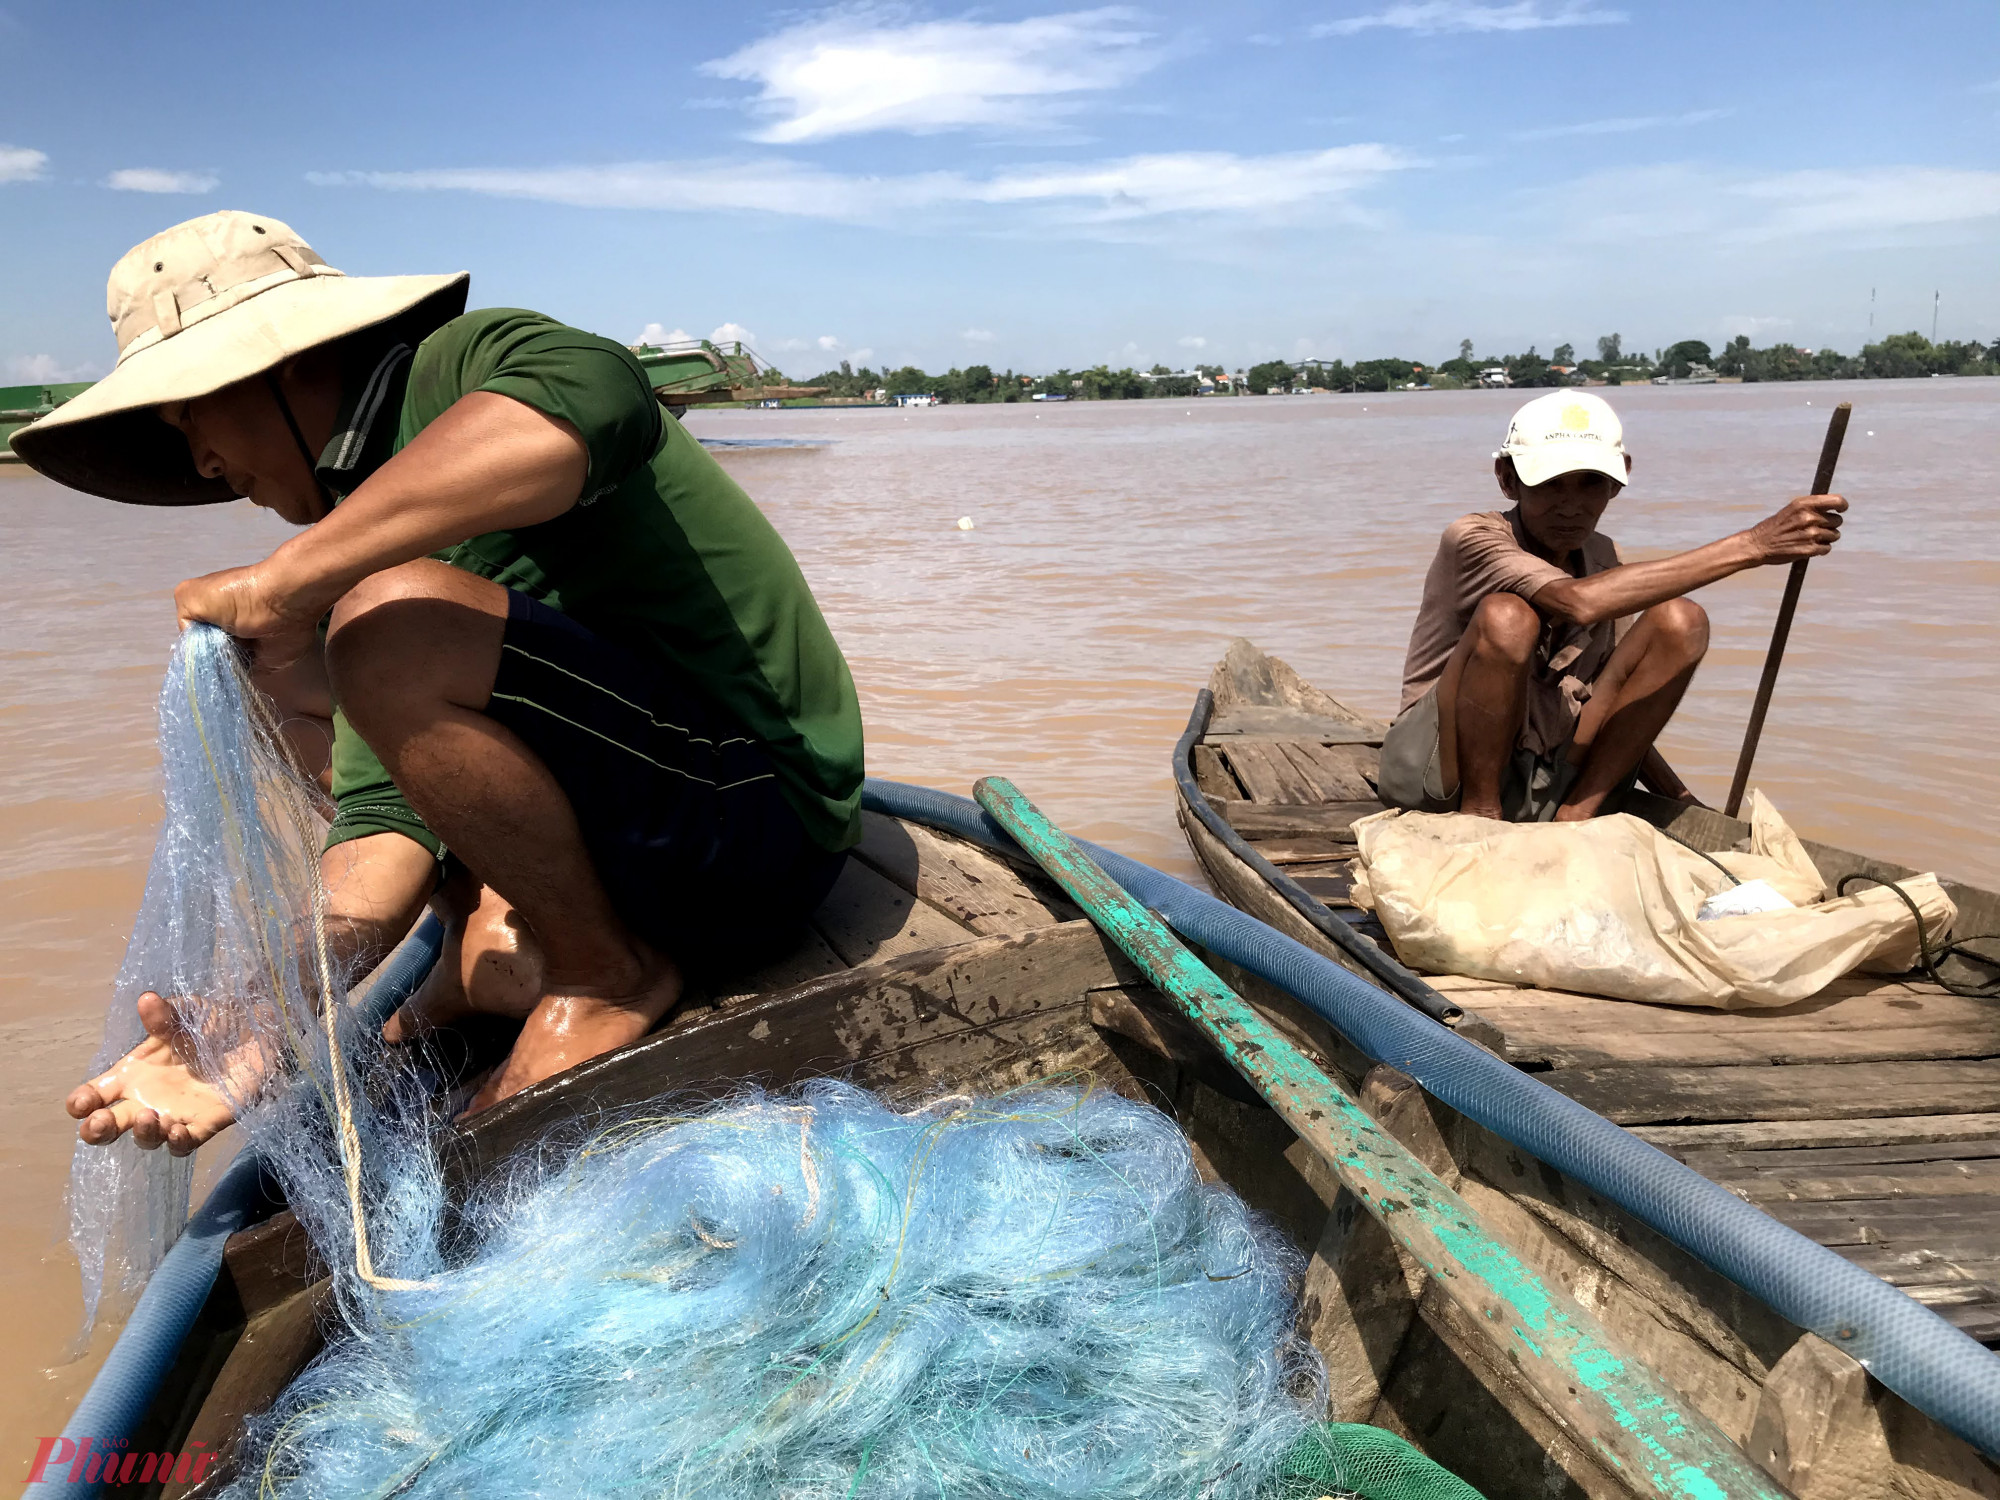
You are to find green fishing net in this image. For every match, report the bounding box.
[1268,1423,1487,1500]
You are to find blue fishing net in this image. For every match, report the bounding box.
[83,625,1338,1498]
[230,1081,1327,1499]
[69,624,430,1330]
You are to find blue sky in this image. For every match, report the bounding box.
[3,0,1997,381]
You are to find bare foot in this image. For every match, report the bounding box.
[462,941,683,1115]
[66,992,239,1156]
[383,882,545,1043]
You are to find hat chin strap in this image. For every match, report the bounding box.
[264,371,334,519]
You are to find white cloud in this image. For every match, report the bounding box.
[961,327,996,342]
[704,6,1156,143]
[1525,163,2000,245]
[6,352,101,382]
[0,144,47,183]
[105,167,219,193]
[1510,108,1730,142]
[311,144,1411,228]
[849,347,875,365]
[633,320,759,349]
[1313,1,1624,37]
[1733,168,2000,239]
[817,334,843,351]
[1177,334,1207,348]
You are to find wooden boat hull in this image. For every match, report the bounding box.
[1175,639,2000,1499]
[111,813,1425,1496]
[92,780,2000,1500]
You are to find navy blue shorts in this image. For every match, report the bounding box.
[480,591,846,977]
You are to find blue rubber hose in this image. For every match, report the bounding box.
[27,916,444,1499]
[860,777,2000,1460]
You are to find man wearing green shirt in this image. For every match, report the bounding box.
[14,211,865,1152]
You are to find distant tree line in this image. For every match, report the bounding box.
[795,331,2000,403]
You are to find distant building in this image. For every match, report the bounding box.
[1479,367,1512,387]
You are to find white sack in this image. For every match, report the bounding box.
[1349,791,1955,1009]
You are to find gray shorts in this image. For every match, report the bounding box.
[1377,683,1631,824]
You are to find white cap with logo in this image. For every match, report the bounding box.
[1497,390,1629,489]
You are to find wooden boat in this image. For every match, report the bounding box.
[1175,638,2000,1499]
[108,806,1444,1498]
[87,784,2000,1500]
[0,380,93,465]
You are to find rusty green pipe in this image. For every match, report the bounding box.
[973,775,1789,1500]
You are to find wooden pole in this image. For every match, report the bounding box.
[1723,402,1852,818]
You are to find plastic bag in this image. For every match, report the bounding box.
[1349,792,1956,1009]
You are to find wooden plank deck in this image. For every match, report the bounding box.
[1187,680,2000,1349]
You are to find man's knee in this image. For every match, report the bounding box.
[326,561,504,740]
[1467,592,1541,664]
[1648,597,1711,661]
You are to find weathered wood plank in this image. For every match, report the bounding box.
[222,1211,322,1319]
[1466,975,1977,1032]
[1510,1025,2000,1071]
[1207,709,1386,743]
[1218,740,1321,804]
[445,920,1136,1195]
[1634,1113,2000,1153]
[1278,740,1381,802]
[159,1284,330,1500]
[1543,1059,2000,1125]
[1205,638,1381,724]
[1680,1138,2000,1172]
[1763,1194,2000,1240]
[810,856,976,965]
[851,811,1077,936]
[1289,869,1358,907]
[1190,742,1241,800]
[709,927,847,1003]
[1837,1241,2000,1287]
[1215,798,1386,837]
[1302,1187,1423,1424]
[1243,838,1356,865]
[1708,1159,2000,1204]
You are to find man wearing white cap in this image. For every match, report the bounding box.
[13,212,864,1153]
[1377,390,1846,822]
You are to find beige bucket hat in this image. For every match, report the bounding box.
[9,211,467,504]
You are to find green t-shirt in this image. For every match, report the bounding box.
[321,309,864,857]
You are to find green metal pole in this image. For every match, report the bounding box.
[972,776,1789,1500]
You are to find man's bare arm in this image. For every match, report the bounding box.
[1533,494,1848,627]
[173,392,589,660]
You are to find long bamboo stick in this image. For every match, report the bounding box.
[1723,403,1852,818]
[973,774,1791,1500]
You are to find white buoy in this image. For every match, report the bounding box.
[956,516,975,530]
[1867,430,1875,436]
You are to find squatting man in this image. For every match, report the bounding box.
[1376,390,1847,822]
[13,212,866,1154]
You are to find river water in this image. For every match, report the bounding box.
[3,378,1995,1466]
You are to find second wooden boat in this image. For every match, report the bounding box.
[1174,638,2000,1499]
